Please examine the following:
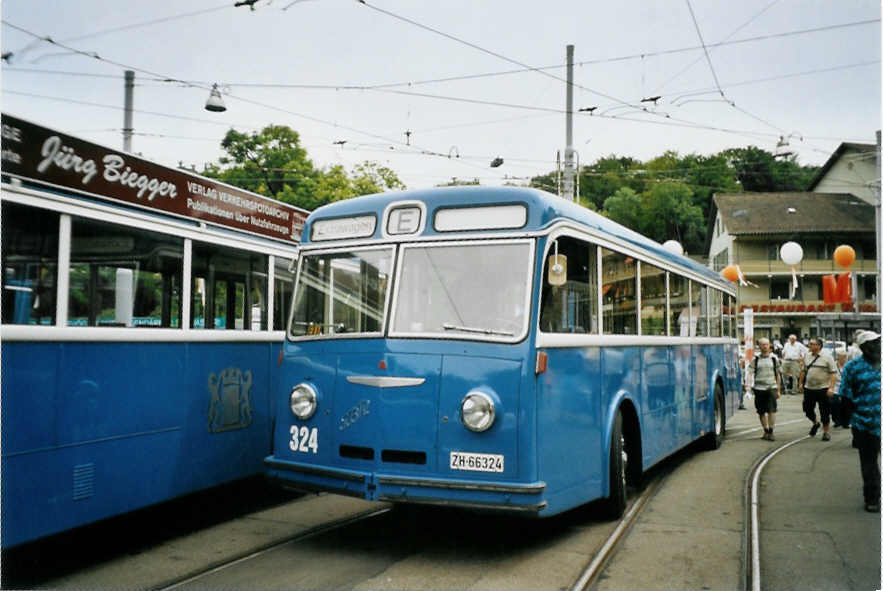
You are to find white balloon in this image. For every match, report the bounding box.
[662,240,684,256]
[780,241,803,266]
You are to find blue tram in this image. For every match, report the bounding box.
[1,114,308,546]
[265,186,740,517]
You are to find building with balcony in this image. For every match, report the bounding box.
[708,191,878,342]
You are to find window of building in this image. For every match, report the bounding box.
[713,249,728,272]
[767,244,779,261]
[640,262,666,336]
[67,217,183,327]
[770,277,801,300]
[601,248,637,335]
[540,236,597,333]
[862,276,877,302]
[2,202,59,325]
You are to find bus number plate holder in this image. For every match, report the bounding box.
[449,451,504,473]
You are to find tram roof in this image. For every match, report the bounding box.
[303,186,728,289]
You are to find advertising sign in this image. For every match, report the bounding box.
[1,114,307,243]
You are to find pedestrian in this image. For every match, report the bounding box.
[847,329,864,360]
[747,337,782,441]
[797,337,837,441]
[781,333,807,395]
[772,336,783,357]
[838,330,881,513]
[830,349,850,428]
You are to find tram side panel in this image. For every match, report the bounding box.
[0,340,278,547]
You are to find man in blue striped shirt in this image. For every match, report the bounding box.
[839,330,881,513]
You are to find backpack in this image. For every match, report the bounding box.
[753,354,782,385]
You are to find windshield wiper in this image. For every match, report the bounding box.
[443,322,514,337]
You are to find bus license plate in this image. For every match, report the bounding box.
[449,451,504,473]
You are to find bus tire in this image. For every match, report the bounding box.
[703,383,725,450]
[601,410,627,520]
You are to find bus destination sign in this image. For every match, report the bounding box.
[1,114,307,243]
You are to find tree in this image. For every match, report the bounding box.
[642,182,705,251]
[205,125,319,207]
[602,187,644,232]
[203,125,406,210]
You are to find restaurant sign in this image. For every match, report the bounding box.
[1,114,307,243]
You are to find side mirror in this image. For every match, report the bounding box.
[547,251,567,286]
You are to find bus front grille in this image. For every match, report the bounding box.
[381,449,426,465]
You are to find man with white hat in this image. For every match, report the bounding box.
[781,334,807,395]
[838,330,881,513]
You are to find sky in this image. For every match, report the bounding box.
[1,0,880,192]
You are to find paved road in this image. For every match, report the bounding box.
[17,395,882,591]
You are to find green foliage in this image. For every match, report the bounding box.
[203,125,406,211]
[603,187,643,232]
[530,145,819,254]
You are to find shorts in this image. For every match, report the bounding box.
[753,388,778,415]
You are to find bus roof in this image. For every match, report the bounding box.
[303,186,730,289]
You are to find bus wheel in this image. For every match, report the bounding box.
[601,410,627,519]
[703,383,725,450]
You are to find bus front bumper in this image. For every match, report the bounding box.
[264,456,547,513]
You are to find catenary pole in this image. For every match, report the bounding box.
[562,44,575,201]
[123,70,134,152]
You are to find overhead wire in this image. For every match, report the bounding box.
[5,3,232,64]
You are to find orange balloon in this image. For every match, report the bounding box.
[834,244,855,268]
[721,265,739,282]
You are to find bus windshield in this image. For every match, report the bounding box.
[290,247,393,337]
[392,241,532,341]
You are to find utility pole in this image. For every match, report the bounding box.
[123,70,134,152]
[562,44,575,201]
[876,130,881,312]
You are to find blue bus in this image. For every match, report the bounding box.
[1,114,308,546]
[265,186,740,518]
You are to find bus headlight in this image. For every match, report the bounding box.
[290,383,318,420]
[460,391,496,432]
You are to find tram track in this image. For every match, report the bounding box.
[570,475,664,591]
[742,435,809,591]
[157,506,393,591]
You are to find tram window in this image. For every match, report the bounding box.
[67,217,183,327]
[191,242,267,330]
[274,257,295,331]
[539,236,597,334]
[709,288,722,337]
[601,248,637,335]
[669,273,689,336]
[690,281,708,337]
[1,202,59,325]
[639,262,666,336]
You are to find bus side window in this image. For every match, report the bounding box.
[192,242,267,330]
[709,288,722,337]
[640,262,667,336]
[273,258,295,331]
[670,274,690,337]
[690,281,708,337]
[67,216,183,328]
[1,202,59,326]
[601,248,637,335]
[539,236,597,334]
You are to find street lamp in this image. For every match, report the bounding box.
[205,84,226,112]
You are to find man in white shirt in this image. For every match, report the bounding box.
[781,333,807,395]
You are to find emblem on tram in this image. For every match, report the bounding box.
[207,367,254,433]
